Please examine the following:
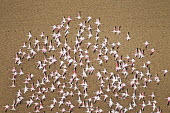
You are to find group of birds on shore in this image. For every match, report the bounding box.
[4,12,169,113]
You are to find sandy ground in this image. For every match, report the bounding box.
[0,0,170,113]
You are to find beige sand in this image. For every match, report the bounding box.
[0,0,170,112]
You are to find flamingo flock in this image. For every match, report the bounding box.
[4,12,169,113]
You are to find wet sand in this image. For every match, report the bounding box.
[0,0,170,113]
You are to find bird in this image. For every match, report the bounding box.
[10,100,16,111]
[23,85,29,93]
[10,80,16,87]
[162,70,168,76]
[75,11,82,20]
[144,41,149,48]
[67,16,72,23]
[50,98,57,104]
[40,32,45,38]
[149,92,155,99]
[112,26,117,34]
[165,97,170,105]
[47,104,55,111]
[117,26,121,34]
[94,18,101,27]
[51,25,57,31]
[126,32,131,41]
[21,42,27,48]
[4,105,10,112]
[150,48,155,56]
[27,31,32,40]
[86,16,92,23]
